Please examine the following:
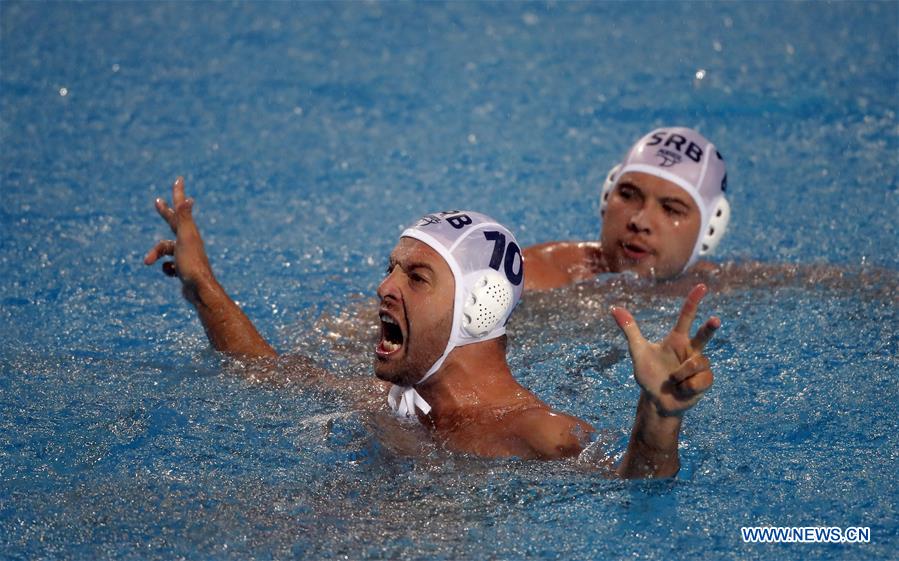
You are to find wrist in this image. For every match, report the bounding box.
[182,270,221,307]
[643,390,687,419]
[618,392,682,479]
[639,373,705,418]
[635,391,682,451]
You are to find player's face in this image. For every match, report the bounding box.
[374,238,454,386]
[600,172,701,279]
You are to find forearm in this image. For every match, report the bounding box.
[147,177,278,359]
[617,392,682,479]
[187,273,277,358]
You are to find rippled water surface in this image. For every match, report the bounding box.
[2,1,897,560]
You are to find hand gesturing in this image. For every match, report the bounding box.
[143,177,214,301]
[611,284,720,416]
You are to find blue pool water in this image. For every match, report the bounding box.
[1,1,897,559]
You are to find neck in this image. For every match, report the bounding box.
[414,339,539,423]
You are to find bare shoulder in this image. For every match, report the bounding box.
[523,240,600,263]
[506,407,595,459]
[523,241,605,291]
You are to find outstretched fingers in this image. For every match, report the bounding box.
[154,177,189,233]
[146,178,193,279]
[611,306,646,352]
[155,196,176,230]
[171,176,186,208]
[691,316,721,352]
[672,283,708,336]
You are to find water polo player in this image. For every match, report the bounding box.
[524,127,730,290]
[145,178,721,477]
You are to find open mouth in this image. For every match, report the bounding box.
[376,312,405,357]
[621,241,652,261]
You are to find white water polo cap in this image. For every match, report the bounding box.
[600,127,730,271]
[387,210,524,417]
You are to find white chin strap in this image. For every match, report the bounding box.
[386,328,458,419]
[385,216,521,420]
[386,270,514,419]
[387,385,432,417]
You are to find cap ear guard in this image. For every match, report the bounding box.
[599,163,622,218]
[699,196,730,255]
[461,269,515,337]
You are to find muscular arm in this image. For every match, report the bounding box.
[616,393,682,477]
[183,269,277,358]
[144,177,277,358]
[612,284,720,479]
[144,177,389,411]
[509,407,596,460]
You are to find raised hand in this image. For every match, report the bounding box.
[144,176,214,303]
[611,284,720,416]
[143,176,276,358]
